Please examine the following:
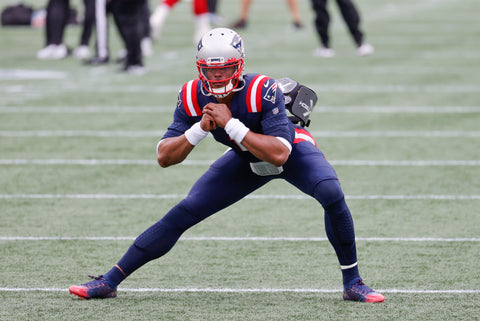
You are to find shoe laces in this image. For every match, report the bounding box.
[82,275,109,288]
[349,279,372,294]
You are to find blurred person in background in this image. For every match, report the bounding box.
[149,0,211,44]
[311,0,374,58]
[72,0,95,59]
[36,0,93,60]
[36,0,69,59]
[85,0,151,74]
[230,0,303,30]
[207,0,224,26]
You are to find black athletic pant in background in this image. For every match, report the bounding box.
[45,0,69,45]
[111,0,146,67]
[311,0,363,48]
[95,0,146,67]
[79,0,95,46]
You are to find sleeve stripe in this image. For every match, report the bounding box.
[181,82,191,116]
[182,79,202,117]
[255,76,269,113]
[247,75,267,113]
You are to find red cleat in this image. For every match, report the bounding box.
[343,279,385,303]
[69,275,117,299]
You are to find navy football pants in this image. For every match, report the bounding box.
[118,141,358,275]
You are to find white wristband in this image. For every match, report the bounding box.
[184,122,208,146]
[156,139,164,154]
[225,118,250,144]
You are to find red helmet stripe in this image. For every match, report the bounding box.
[247,75,267,113]
[182,79,202,117]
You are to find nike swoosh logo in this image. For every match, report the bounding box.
[264,80,269,88]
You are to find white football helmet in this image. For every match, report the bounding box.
[196,28,245,98]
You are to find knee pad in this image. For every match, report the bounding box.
[313,179,345,208]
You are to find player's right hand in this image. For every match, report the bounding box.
[200,113,217,131]
[202,103,232,128]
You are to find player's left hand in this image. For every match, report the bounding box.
[200,113,217,131]
[202,103,232,128]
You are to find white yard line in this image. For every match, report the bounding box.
[0,194,479,200]
[308,131,480,137]
[0,106,174,113]
[0,130,165,137]
[1,106,480,113]
[0,287,478,294]
[1,130,480,137]
[1,159,479,166]
[0,236,479,242]
[2,84,480,95]
[314,106,480,113]
[0,69,67,80]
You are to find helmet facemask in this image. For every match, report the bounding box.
[197,58,244,98]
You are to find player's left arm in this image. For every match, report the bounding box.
[203,103,290,167]
[241,129,291,167]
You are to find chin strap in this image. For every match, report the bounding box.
[200,78,246,98]
[211,80,235,97]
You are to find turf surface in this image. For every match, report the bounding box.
[1,0,479,320]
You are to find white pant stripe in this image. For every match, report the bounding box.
[295,132,316,145]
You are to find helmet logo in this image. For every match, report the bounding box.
[230,34,244,57]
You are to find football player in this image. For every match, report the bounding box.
[69,28,384,303]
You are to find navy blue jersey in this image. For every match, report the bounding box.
[162,73,296,162]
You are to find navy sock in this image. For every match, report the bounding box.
[341,265,360,289]
[104,265,126,288]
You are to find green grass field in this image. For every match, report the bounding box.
[1,0,479,320]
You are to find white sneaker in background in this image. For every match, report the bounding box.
[141,37,154,57]
[209,13,226,26]
[150,3,170,40]
[313,47,335,58]
[73,45,90,59]
[123,64,147,75]
[36,44,68,60]
[194,13,211,44]
[36,44,56,59]
[357,43,374,56]
[116,48,127,63]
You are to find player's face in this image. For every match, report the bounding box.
[204,66,237,88]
